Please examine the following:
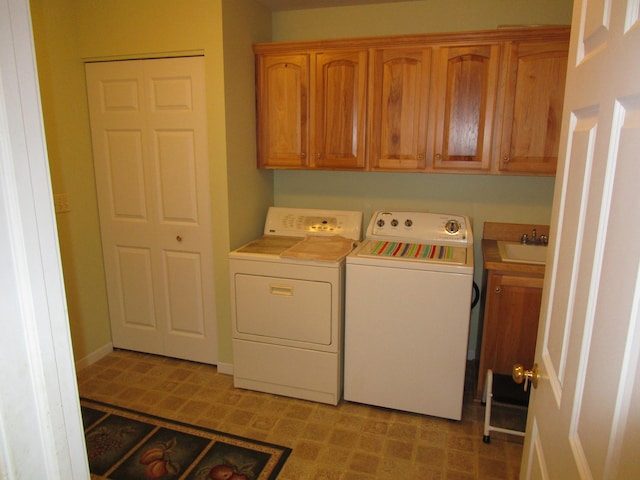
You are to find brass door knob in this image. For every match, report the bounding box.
[512,363,539,391]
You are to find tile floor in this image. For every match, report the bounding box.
[76,350,527,479]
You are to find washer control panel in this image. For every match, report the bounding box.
[367,211,472,245]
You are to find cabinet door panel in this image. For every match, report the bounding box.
[433,44,500,170]
[369,48,431,170]
[257,54,309,168]
[314,51,367,169]
[491,282,543,373]
[476,271,543,398]
[499,40,568,174]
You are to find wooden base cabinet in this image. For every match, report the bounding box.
[476,270,544,399]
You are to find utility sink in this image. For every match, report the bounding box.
[497,241,548,265]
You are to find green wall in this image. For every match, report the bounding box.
[221,0,274,361]
[30,0,112,363]
[222,0,274,248]
[272,0,573,41]
[271,0,573,358]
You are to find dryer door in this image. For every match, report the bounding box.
[234,273,332,346]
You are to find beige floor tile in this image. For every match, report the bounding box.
[77,350,525,479]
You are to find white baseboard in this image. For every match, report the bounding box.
[76,343,234,376]
[216,361,233,376]
[75,342,113,370]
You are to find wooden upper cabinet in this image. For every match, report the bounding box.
[432,43,501,171]
[368,48,432,171]
[256,54,309,168]
[313,51,368,169]
[254,26,570,174]
[497,39,569,175]
[256,49,367,170]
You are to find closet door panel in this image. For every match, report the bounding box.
[86,57,218,364]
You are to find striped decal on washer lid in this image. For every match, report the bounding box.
[371,241,453,259]
[365,241,468,264]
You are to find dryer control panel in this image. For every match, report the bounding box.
[366,211,472,245]
[264,207,363,240]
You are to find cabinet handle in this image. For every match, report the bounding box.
[494,286,501,293]
[418,152,424,160]
[435,153,442,160]
[503,155,510,163]
[176,235,182,242]
[315,152,322,159]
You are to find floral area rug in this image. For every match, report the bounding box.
[80,398,291,480]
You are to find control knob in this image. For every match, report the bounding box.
[445,219,461,235]
[405,219,413,227]
[377,219,385,228]
[391,219,399,227]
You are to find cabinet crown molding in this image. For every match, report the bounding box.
[253,25,571,53]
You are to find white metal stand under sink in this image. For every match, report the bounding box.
[482,368,531,443]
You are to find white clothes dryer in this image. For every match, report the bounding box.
[344,210,474,420]
[229,207,362,405]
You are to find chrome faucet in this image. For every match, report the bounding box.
[521,229,548,245]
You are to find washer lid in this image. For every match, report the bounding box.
[348,238,474,273]
[264,207,363,240]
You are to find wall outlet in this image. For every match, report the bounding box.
[54,193,70,213]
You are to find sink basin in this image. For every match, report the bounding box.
[497,241,548,265]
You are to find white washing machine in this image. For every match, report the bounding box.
[229,207,362,405]
[344,210,474,420]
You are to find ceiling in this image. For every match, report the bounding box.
[255,0,422,11]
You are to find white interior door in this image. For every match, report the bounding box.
[521,0,640,478]
[2,0,89,476]
[86,57,218,365]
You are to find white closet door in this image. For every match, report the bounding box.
[86,57,217,364]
